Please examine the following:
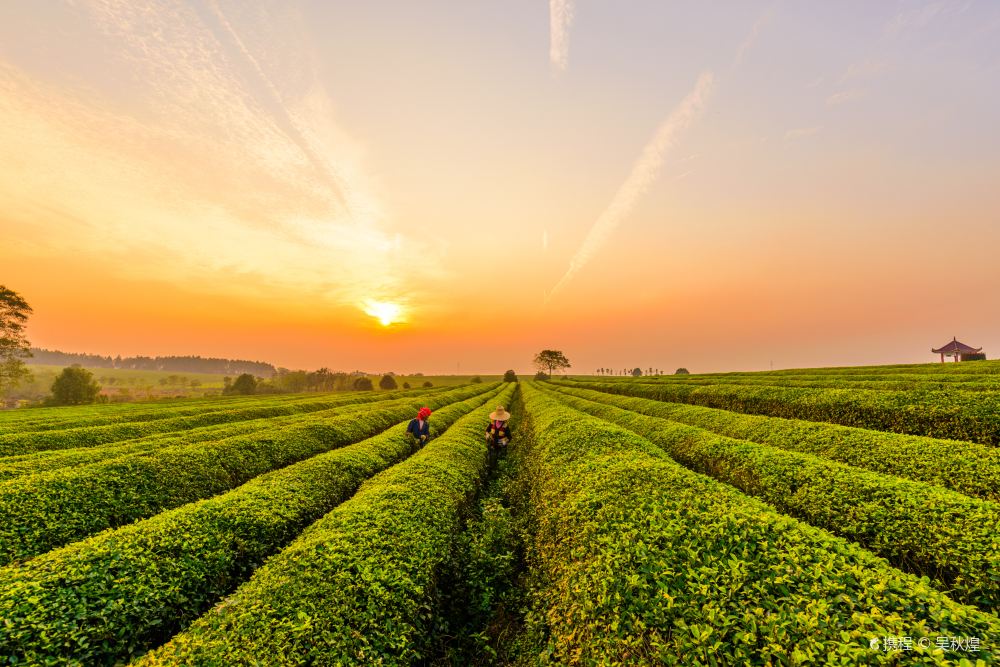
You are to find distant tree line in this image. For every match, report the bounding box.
[29,348,276,377]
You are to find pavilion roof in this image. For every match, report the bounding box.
[931,337,982,355]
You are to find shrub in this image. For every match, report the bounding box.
[550,383,1000,502]
[135,385,518,665]
[503,369,517,382]
[533,371,549,380]
[541,383,1000,608]
[0,387,504,665]
[48,366,101,405]
[224,373,257,396]
[379,374,398,390]
[353,377,374,391]
[513,383,1000,664]
[470,376,483,384]
[675,367,690,375]
[0,386,496,563]
[422,381,433,388]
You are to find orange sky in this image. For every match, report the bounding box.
[3,1,999,374]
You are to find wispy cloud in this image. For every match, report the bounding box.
[826,89,863,106]
[733,4,778,68]
[1,0,443,321]
[549,0,574,73]
[839,58,892,83]
[784,126,822,141]
[547,73,714,302]
[884,0,973,37]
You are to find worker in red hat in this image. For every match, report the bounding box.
[406,406,432,451]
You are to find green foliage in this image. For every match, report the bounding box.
[503,369,517,382]
[675,367,690,375]
[0,285,33,396]
[564,379,1000,445]
[135,385,517,665]
[0,386,504,666]
[403,381,411,389]
[379,373,398,390]
[0,385,496,565]
[353,376,374,391]
[553,382,1000,502]
[631,367,642,377]
[0,389,444,457]
[533,349,570,377]
[513,382,1000,664]
[225,373,257,395]
[423,380,433,388]
[541,383,1000,609]
[961,352,987,361]
[533,371,549,380]
[48,366,101,406]
[470,375,483,384]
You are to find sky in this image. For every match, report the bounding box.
[2,0,999,374]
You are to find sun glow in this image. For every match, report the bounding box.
[363,299,403,326]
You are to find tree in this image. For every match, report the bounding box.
[503,369,517,382]
[675,368,690,375]
[534,371,549,380]
[422,381,433,388]
[533,349,571,378]
[227,373,258,395]
[354,377,374,391]
[470,375,483,384]
[379,374,398,390]
[402,381,411,389]
[49,366,101,405]
[0,285,33,396]
[631,368,643,377]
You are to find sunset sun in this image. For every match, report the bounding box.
[363,300,403,327]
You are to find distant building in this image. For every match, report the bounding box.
[931,337,984,362]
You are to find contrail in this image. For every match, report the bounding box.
[546,72,714,302]
[549,0,574,72]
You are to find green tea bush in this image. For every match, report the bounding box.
[0,384,496,564]
[514,382,999,665]
[551,383,1000,502]
[0,388,505,666]
[135,385,517,665]
[541,384,1000,610]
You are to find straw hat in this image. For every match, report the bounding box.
[489,405,511,421]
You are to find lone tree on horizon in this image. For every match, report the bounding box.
[49,365,101,405]
[534,349,571,378]
[0,285,33,396]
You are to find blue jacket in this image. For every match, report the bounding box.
[407,418,430,439]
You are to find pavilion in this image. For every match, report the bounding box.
[931,337,983,362]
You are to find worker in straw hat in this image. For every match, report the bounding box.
[485,404,512,468]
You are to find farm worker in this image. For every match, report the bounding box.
[485,405,512,468]
[407,406,432,450]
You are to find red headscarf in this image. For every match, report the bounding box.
[417,407,432,420]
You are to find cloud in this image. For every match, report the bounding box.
[784,126,822,140]
[549,0,574,73]
[733,4,778,68]
[826,89,863,106]
[0,0,444,317]
[546,72,714,302]
[839,58,892,83]
[884,0,972,37]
